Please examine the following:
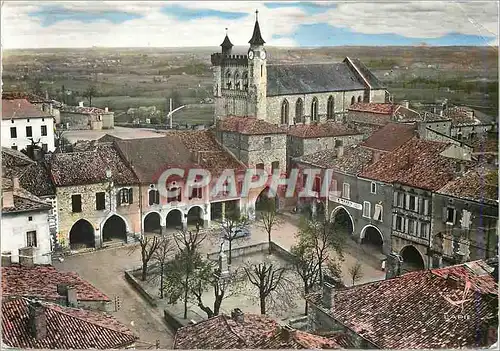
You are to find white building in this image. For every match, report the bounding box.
[1,98,55,152]
[1,177,53,265]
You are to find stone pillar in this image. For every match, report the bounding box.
[311,201,317,218]
[221,202,226,221]
[203,203,211,227]
[94,230,102,249]
[181,214,188,231]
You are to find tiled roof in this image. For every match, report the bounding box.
[360,137,465,190]
[19,161,56,197]
[307,261,498,349]
[169,130,246,176]
[60,105,108,114]
[469,136,498,154]
[2,99,52,119]
[217,116,286,135]
[437,166,498,205]
[392,105,422,122]
[361,123,416,152]
[287,122,361,139]
[2,92,50,103]
[115,135,198,184]
[48,143,138,186]
[174,313,340,349]
[2,265,110,302]
[267,63,366,96]
[348,102,396,115]
[2,297,137,349]
[2,188,52,214]
[2,147,36,166]
[442,106,496,126]
[295,144,373,175]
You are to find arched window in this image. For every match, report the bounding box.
[234,71,241,90]
[351,96,356,105]
[242,71,248,90]
[295,98,304,123]
[327,96,335,120]
[358,96,362,103]
[311,97,318,122]
[281,99,289,125]
[225,70,232,89]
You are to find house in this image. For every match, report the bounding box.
[174,308,341,349]
[443,106,497,140]
[1,263,112,311]
[46,142,140,249]
[2,91,60,124]
[1,98,55,152]
[360,137,473,270]
[347,102,421,126]
[1,297,137,349]
[432,166,498,266]
[59,102,114,130]
[306,260,498,349]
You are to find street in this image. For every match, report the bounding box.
[53,215,385,347]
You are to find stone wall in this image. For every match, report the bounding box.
[347,110,392,126]
[369,89,388,103]
[60,112,91,130]
[247,134,287,173]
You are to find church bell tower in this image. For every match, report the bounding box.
[247,10,267,121]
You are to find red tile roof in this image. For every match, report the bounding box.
[2,92,50,103]
[437,166,498,205]
[360,137,466,190]
[287,122,361,138]
[348,102,396,115]
[2,99,52,119]
[2,297,137,349]
[217,116,286,135]
[307,260,498,349]
[2,265,110,302]
[174,312,340,349]
[361,123,416,152]
[60,105,108,115]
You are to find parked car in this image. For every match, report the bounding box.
[222,227,251,240]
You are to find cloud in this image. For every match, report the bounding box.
[1,1,498,48]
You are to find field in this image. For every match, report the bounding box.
[2,45,498,125]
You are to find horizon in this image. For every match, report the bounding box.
[2,1,498,49]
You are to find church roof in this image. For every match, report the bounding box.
[220,34,233,49]
[267,63,366,96]
[249,19,265,46]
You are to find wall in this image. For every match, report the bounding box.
[102,112,115,129]
[431,193,498,265]
[451,124,494,139]
[60,112,92,130]
[369,89,387,103]
[300,134,363,158]
[346,110,391,126]
[247,134,287,173]
[266,90,365,126]
[56,183,141,248]
[440,144,472,161]
[1,210,52,264]
[1,116,55,152]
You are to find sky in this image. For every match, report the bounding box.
[2,1,498,49]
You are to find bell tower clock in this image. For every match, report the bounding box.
[247,10,267,121]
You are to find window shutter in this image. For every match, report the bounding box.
[415,196,420,213]
[116,190,121,206]
[424,199,429,216]
[392,214,397,229]
[156,190,160,204]
[443,207,448,223]
[416,222,421,237]
[393,191,398,206]
[128,188,134,204]
[405,194,410,210]
[452,208,456,224]
[404,218,408,233]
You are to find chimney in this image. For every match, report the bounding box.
[322,282,334,309]
[45,90,49,100]
[104,107,109,113]
[439,109,443,116]
[2,189,14,209]
[336,145,344,158]
[231,308,244,323]
[28,301,47,340]
[466,110,474,119]
[78,101,84,107]
[1,251,12,266]
[57,284,78,307]
[19,247,35,268]
[446,274,460,289]
[12,176,19,190]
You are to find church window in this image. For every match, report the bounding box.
[327,96,335,120]
[295,98,304,123]
[260,65,263,77]
[234,72,241,90]
[243,72,248,90]
[358,96,362,103]
[281,99,289,125]
[350,96,356,105]
[311,97,318,122]
[225,70,232,89]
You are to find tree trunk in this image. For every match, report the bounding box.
[160,263,164,299]
[89,96,92,107]
[213,294,223,316]
[228,239,232,265]
[260,295,266,315]
[141,261,148,281]
[304,284,309,314]
[183,274,189,319]
[268,229,272,255]
[197,301,214,318]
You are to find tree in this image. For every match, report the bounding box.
[83,85,98,107]
[151,235,176,298]
[218,209,249,265]
[297,216,346,286]
[348,261,364,286]
[290,241,320,314]
[244,262,289,315]
[137,235,162,281]
[170,90,183,110]
[258,197,282,254]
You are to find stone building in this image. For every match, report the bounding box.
[443,106,497,140]
[306,260,498,349]
[432,166,498,266]
[211,14,387,127]
[47,142,141,249]
[59,102,114,130]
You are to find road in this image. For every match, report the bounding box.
[53,214,385,347]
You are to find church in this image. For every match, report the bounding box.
[211,11,389,126]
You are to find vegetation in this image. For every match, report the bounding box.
[257,197,282,254]
[217,209,249,265]
[348,261,364,286]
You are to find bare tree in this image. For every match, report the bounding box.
[290,241,320,314]
[348,261,364,286]
[151,235,176,298]
[244,262,288,315]
[297,216,346,285]
[218,209,249,264]
[137,235,162,281]
[83,85,98,107]
[258,197,282,254]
